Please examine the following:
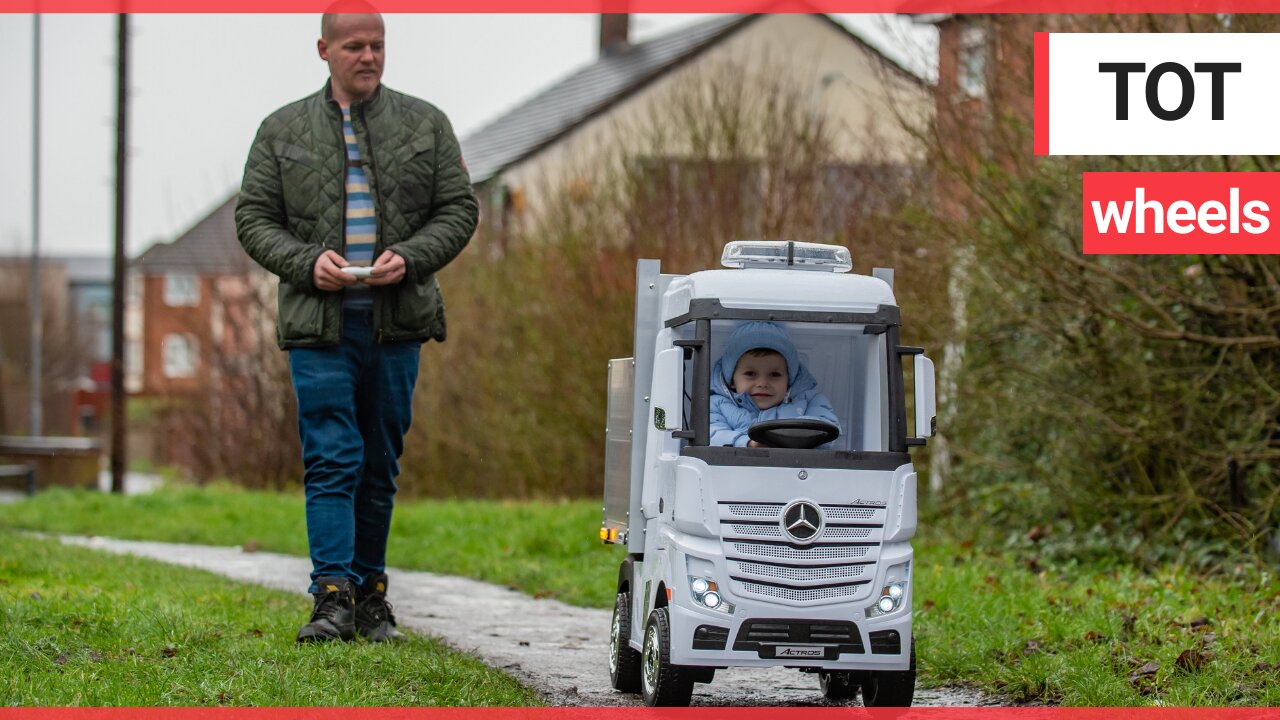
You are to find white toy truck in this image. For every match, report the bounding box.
[601,240,936,707]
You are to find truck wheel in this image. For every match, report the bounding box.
[640,608,695,706]
[609,591,642,693]
[861,641,916,707]
[818,671,858,701]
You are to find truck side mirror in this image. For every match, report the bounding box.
[914,355,936,439]
[651,347,685,432]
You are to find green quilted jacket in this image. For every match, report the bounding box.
[235,83,478,348]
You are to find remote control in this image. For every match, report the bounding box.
[341,266,375,278]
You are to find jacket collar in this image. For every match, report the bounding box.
[321,81,386,119]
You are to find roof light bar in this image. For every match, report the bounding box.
[721,240,852,273]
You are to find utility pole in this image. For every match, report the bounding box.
[111,14,129,494]
[29,14,42,438]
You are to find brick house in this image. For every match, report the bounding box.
[130,196,268,398]
[130,197,286,476]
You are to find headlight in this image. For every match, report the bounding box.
[865,562,911,618]
[687,575,734,615]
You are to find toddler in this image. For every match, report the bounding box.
[709,321,840,448]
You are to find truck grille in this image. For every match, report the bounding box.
[726,523,875,542]
[737,580,866,603]
[824,507,879,521]
[721,501,885,605]
[722,502,786,518]
[721,502,881,522]
[730,542,872,562]
[732,560,869,583]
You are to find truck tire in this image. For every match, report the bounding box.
[861,640,916,707]
[609,591,642,693]
[640,608,695,706]
[818,671,858,701]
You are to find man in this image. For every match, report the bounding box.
[235,10,478,643]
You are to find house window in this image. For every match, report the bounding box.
[164,273,200,306]
[162,334,198,378]
[126,339,143,376]
[128,272,143,304]
[957,24,989,100]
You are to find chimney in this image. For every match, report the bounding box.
[599,14,630,57]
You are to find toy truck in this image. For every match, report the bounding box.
[601,240,936,707]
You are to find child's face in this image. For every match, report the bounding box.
[731,352,789,410]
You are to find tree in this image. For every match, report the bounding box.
[916,13,1280,557]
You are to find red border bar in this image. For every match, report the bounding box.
[1033,32,1049,156]
[3,709,1280,719]
[9,0,1280,11]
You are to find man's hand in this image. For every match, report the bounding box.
[364,250,407,286]
[313,250,358,291]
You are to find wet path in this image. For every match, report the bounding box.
[58,535,1007,707]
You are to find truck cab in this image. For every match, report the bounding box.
[602,240,936,707]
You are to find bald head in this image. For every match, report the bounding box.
[321,9,384,41]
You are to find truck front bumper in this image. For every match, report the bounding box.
[666,602,913,671]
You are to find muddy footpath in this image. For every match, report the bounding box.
[59,535,1009,707]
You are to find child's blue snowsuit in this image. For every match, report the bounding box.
[709,321,841,448]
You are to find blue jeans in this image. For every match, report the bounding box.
[288,307,421,593]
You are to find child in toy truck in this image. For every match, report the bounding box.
[709,321,841,448]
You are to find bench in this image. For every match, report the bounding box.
[0,436,103,491]
[0,464,37,495]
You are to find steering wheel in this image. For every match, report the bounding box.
[747,419,840,450]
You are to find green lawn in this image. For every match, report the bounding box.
[3,485,1279,705]
[917,544,1280,705]
[0,484,622,609]
[0,529,541,706]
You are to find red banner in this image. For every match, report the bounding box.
[1083,172,1280,254]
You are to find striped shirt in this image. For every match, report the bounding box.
[342,107,375,308]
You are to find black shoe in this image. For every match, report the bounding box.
[296,576,356,643]
[355,572,406,643]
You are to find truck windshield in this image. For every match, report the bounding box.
[678,319,897,455]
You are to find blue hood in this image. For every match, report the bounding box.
[716,321,801,386]
[711,321,819,407]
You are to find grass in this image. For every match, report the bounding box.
[3,484,1279,705]
[0,484,623,609]
[917,543,1280,705]
[0,529,542,706]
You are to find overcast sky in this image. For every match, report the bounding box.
[0,13,936,259]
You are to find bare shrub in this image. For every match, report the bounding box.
[915,14,1280,556]
[401,58,939,498]
[146,273,301,488]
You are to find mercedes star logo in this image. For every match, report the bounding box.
[781,501,823,544]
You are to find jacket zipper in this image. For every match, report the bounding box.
[330,96,347,343]
[357,101,386,345]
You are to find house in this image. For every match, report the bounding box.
[0,254,112,435]
[128,196,286,476]
[129,196,268,398]
[461,13,934,247]
[916,14,1034,193]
